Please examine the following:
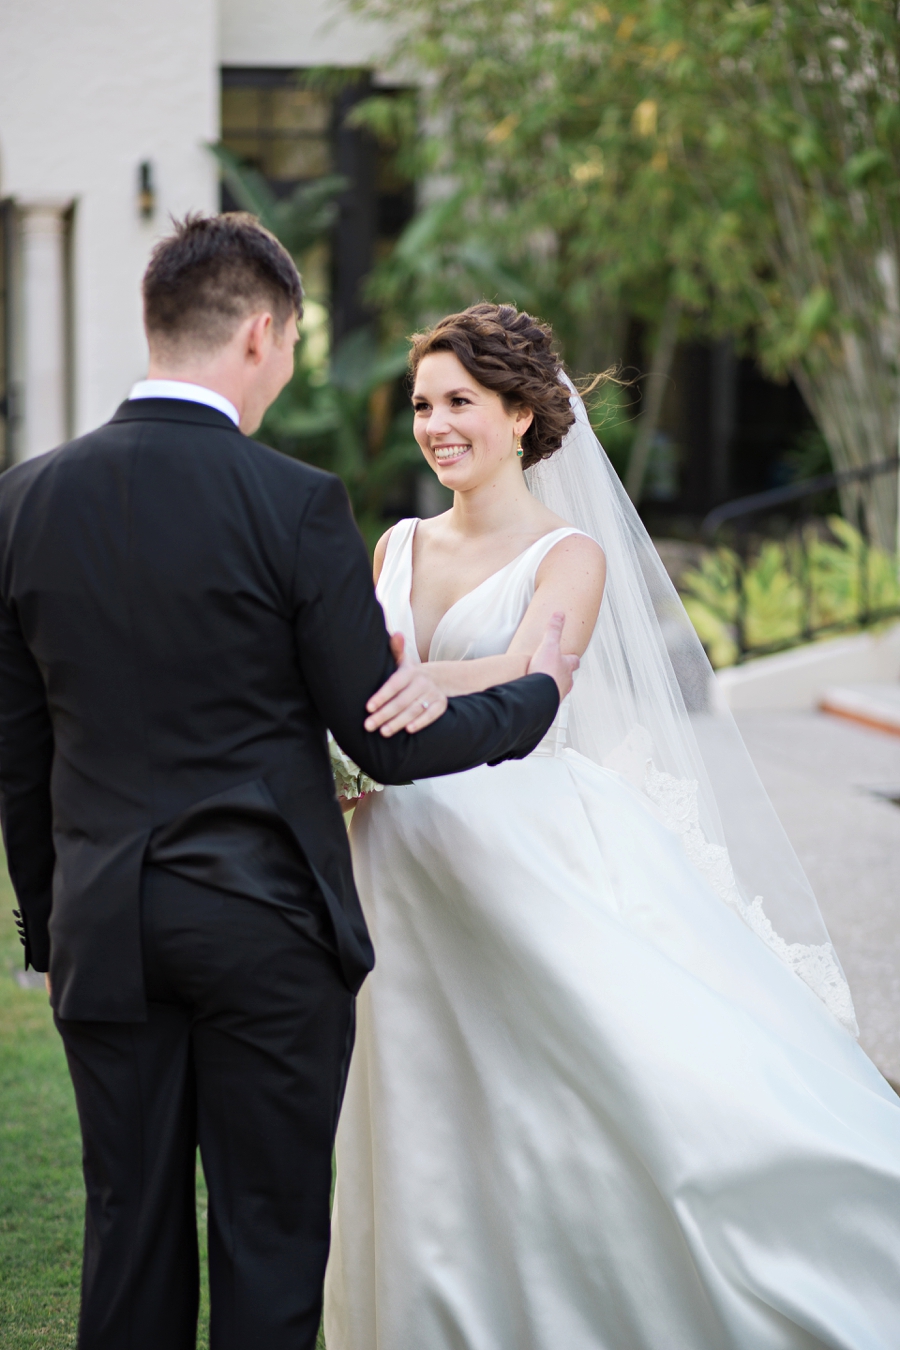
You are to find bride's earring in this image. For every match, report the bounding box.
[515,434,524,459]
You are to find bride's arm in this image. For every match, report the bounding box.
[366,534,605,725]
[506,533,606,663]
[423,652,529,695]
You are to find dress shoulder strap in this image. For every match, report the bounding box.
[378,518,418,593]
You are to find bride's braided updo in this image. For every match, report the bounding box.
[408,303,575,470]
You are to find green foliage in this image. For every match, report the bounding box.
[208,143,347,257]
[681,519,900,667]
[355,0,898,361]
[208,143,423,548]
[365,192,539,333]
[261,326,423,550]
[353,0,900,542]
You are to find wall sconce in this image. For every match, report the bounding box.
[138,161,155,220]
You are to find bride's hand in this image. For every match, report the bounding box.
[527,612,580,700]
[364,633,449,737]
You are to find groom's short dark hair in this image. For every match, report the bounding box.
[143,212,303,354]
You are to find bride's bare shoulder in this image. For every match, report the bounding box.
[537,528,607,599]
[543,529,605,569]
[539,506,605,563]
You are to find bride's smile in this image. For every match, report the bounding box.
[432,443,470,465]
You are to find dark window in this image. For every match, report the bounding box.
[220,68,414,341]
[639,339,817,532]
[221,71,333,186]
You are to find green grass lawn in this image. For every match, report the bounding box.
[0,870,216,1348]
[0,879,82,1349]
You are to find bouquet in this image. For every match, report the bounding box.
[328,732,385,802]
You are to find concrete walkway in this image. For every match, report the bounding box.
[736,710,900,1085]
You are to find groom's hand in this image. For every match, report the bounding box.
[527,612,579,699]
[364,633,449,737]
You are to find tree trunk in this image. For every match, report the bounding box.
[625,293,681,503]
[791,336,900,552]
[760,65,900,553]
[572,296,629,381]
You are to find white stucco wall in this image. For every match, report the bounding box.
[220,0,391,69]
[0,0,219,444]
[0,0,398,451]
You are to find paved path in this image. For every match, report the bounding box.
[736,710,900,1085]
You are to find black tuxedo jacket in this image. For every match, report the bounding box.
[0,399,558,1020]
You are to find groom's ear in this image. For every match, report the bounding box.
[243,311,275,364]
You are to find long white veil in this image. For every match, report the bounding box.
[527,378,858,1035]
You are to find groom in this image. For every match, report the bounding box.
[0,213,570,1349]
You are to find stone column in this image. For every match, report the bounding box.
[18,202,70,461]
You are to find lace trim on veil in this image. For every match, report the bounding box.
[604,729,858,1035]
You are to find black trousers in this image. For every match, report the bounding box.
[55,867,354,1350]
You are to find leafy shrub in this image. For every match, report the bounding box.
[680,518,900,667]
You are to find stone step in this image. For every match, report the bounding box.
[819,683,900,737]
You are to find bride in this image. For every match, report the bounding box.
[324,303,900,1349]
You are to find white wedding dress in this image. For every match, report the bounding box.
[324,517,900,1350]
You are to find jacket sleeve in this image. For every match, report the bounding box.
[0,591,55,971]
[291,474,559,784]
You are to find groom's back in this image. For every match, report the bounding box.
[0,398,340,1017]
[3,401,318,814]
[14,396,317,799]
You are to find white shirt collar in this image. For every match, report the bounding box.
[128,379,240,428]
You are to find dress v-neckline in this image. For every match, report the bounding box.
[405,519,573,664]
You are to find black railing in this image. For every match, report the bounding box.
[697,456,900,663]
